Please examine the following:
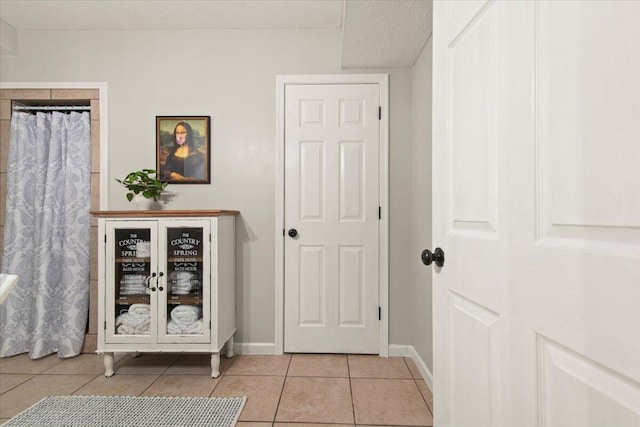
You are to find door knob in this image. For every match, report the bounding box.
[421,247,445,267]
[288,228,298,238]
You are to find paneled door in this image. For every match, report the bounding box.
[432,1,640,426]
[284,84,380,353]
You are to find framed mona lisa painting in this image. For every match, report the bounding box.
[156,116,211,184]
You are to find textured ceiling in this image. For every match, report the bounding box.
[342,0,432,68]
[0,0,432,67]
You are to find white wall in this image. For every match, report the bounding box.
[410,37,433,370]
[0,28,417,348]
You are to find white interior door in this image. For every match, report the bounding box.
[284,83,380,353]
[432,1,640,426]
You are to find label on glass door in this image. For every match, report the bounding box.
[113,228,152,336]
[166,227,204,335]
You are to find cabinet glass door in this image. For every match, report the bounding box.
[158,220,211,344]
[105,221,157,344]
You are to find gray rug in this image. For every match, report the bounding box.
[4,395,246,427]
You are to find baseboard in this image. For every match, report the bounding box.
[388,344,433,390]
[232,342,433,389]
[233,342,276,355]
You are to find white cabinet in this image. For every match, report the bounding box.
[92,210,238,378]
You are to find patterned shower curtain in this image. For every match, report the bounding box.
[0,111,91,358]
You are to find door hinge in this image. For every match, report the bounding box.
[283,228,285,236]
[104,320,107,330]
[378,106,382,120]
[209,233,212,242]
[104,234,107,243]
[378,306,382,321]
[378,206,381,220]
[209,320,212,330]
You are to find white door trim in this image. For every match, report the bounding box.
[275,74,389,356]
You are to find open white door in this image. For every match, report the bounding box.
[432,1,640,426]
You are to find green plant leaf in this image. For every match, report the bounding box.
[115,168,168,202]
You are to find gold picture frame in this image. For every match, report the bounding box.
[156,116,210,184]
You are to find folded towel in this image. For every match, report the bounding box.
[167,320,183,334]
[167,319,203,335]
[116,323,135,335]
[135,319,150,335]
[168,271,200,294]
[116,304,151,335]
[170,305,201,329]
[120,274,146,285]
[185,319,203,334]
[129,304,151,317]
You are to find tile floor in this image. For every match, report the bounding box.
[0,352,433,426]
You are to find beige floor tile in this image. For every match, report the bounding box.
[73,373,159,396]
[0,354,433,425]
[112,353,180,375]
[348,355,413,379]
[141,374,219,397]
[0,374,33,394]
[276,424,353,427]
[225,355,291,376]
[404,357,424,380]
[42,353,114,375]
[275,377,354,424]
[212,375,285,422]
[351,379,432,426]
[0,374,95,419]
[416,380,433,414]
[164,353,234,375]
[357,425,413,427]
[287,354,348,378]
[0,353,63,374]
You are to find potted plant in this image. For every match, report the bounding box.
[116,168,168,210]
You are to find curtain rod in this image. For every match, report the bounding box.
[13,105,90,112]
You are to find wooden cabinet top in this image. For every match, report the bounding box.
[90,210,239,218]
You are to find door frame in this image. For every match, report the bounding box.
[275,74,389,356]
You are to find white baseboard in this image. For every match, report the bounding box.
[232,342,433,390]
[389,344,433,390]
[233,342,276,355]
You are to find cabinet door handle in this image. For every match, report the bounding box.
[147,272,157,291]
[157,272,164,291]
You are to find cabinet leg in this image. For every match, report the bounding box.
[225,335,235,358]
[211,353,221,378]
[104,353,115,377]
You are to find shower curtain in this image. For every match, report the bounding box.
[0,111,91,359]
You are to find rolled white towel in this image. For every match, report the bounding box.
[117,323,135,335]
[129,304,151,316]
[167,320,183,334]
[115,304,151,334]
[135,320,150,335]
[184,319,203,334]
[166,319,203,335]
[170,305,201,329]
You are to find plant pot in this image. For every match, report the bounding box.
[133,194,162,211]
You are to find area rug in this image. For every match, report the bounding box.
[4,395,246,427]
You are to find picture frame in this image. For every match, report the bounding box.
[156,116,211,184]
